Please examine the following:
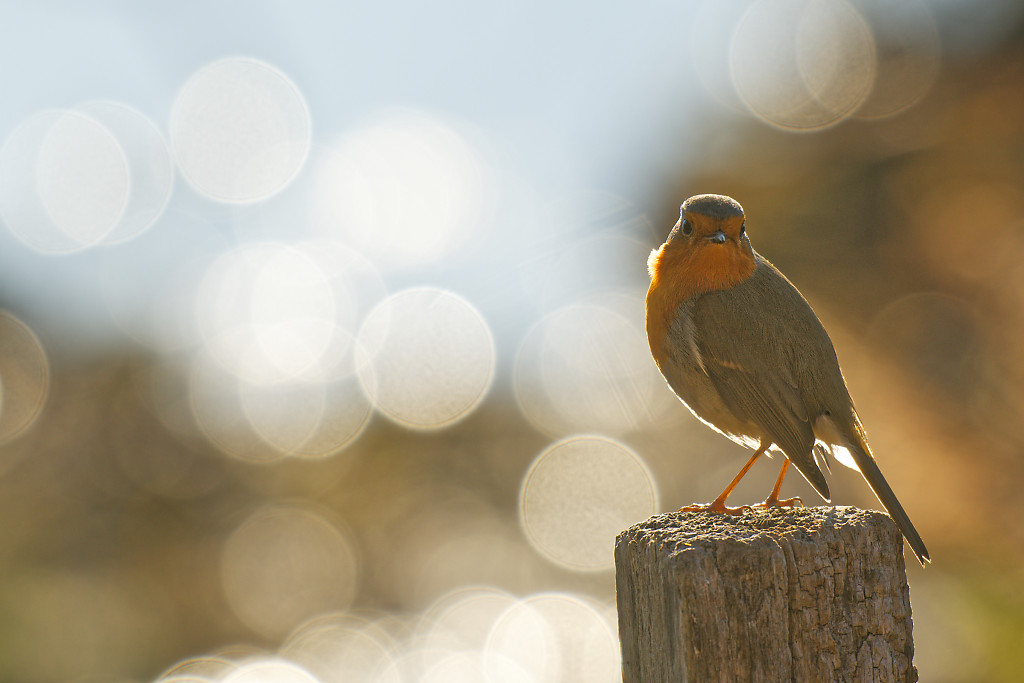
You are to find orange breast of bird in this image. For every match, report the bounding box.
[646,233,756,367]
[646,232,758,440]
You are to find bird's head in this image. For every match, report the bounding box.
[648,194,757,297]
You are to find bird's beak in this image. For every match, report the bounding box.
[708,230,727,244]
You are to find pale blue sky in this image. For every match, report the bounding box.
[0,0,1013,356]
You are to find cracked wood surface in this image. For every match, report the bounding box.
[614,506,917,683]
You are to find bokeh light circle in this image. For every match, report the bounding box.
[219,658,319,683]
[311,111,489,268]
[730,0,876,131]
[514,300,660,436]
[0,311,50,448]
[520,436,657,571]
[189,356,286,464]
[0,110,128,253]
[485,593,619,682]
[239,360,373,459]
[156,655,235,682]
[421,651,536,683]
[851,0,941,120]
[170,57,311,203]
[282,613,398,683]
[221,504,359,640]
[418,586,521,654]
[356,288,494,430]
[196,242,339,385]
[75,101,174,243]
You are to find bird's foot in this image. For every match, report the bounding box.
[678,499,752,516]
[753,495,803,509]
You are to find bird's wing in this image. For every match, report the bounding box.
[691,264,831,500]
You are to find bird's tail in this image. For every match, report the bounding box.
[847,436,930,566]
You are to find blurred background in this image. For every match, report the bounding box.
[0,0,1022,681]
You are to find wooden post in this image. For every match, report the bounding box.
[614,506,917,683]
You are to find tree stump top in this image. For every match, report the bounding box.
[623,505,903,561]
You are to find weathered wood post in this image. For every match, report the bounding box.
[614,506,917,682]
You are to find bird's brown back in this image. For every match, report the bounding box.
[682,253,858,497]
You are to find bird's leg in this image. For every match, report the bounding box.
[679,443,768,515]
[754,458,803,509]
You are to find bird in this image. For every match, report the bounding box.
[645,193,930,565]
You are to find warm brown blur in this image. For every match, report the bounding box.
[2,5,1024,683]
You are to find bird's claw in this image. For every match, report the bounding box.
[754,496,803,509]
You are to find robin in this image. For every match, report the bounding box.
[646,193,929,565]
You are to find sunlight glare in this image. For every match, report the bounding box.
[311,111,489,268]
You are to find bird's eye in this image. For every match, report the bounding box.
[740,222,746,237]
[681,219,693,236]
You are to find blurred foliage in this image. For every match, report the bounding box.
[2,6,1024,683]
